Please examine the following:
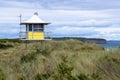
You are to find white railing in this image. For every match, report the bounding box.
[19,31,52,40]
[19,32,27,40]
[44,32,52,40]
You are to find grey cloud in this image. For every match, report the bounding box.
[35,0,120,10]
[3,0,120,10]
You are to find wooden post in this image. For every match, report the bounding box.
[26,40,28,50]
[40,40,42,50]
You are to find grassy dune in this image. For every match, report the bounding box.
[0,39,120,80]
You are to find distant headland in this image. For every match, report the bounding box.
[53,37,107,44]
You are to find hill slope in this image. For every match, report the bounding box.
[0,39,120,80]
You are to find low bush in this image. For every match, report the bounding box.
[21,53,37,63]
[0,43,13,49]
[0,69,6,80]
[35,73,51,80]
[18,76,26,80]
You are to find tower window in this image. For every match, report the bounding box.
[33,24,43,32]
[29,24,32,31]
[28,24,44,32]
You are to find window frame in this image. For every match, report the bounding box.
[28,24,44,32]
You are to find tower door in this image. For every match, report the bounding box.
[28,24,44,40]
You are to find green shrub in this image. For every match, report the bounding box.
[0,43,13,49]
[58,62,73,75]
[0,69,6,80]
[77,72,101,80]
[18,76,26,80]
[21,53,36,63]
[35,73,51,80]
[0,74,6,80]
[0,39,22,43]
[36,48,51,57]
[91,72,101,80]
[77,73,89,80]
[0,39,7,43]
[21,48,51,63]
[57,55,74,80]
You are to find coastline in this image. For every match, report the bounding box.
[98,40,120,50]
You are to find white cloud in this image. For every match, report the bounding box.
[53,26,94,35]
[0,0,43,9]
[0,8,112,25]
[51,26,120,40]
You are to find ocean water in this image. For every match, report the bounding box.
[98,41,120,50]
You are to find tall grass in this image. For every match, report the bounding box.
[0,39,119,80]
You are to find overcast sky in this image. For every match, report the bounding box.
[0,0,120,40]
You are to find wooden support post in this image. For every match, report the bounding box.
[39,40,45,50]
[26,40,28,50]
[40,40,43,50]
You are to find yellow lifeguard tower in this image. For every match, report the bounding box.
[19,12,51,40]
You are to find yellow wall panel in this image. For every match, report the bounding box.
[28,32,44,40]
[28,32,33,39]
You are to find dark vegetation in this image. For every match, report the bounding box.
[53,37,106,44]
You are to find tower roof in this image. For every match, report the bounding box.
[21,12,50,25]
